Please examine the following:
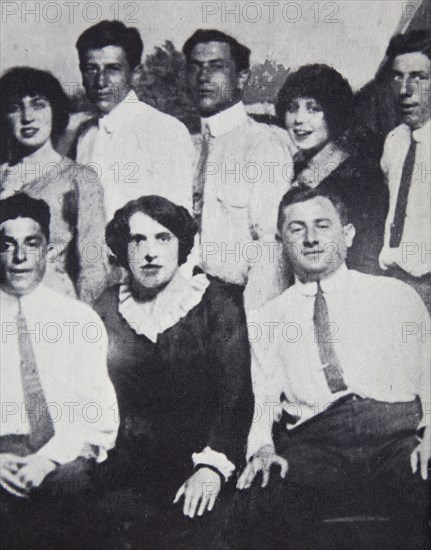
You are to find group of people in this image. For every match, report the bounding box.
[0,19,430,550]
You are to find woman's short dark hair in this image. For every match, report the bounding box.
[275,64,355,142]
[183,29,250,72]
[76,20,143,69]
[106,195,197,269]
[277,185,350,234]
[0,67,70,139]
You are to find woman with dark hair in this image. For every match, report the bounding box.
[0,67,107,303]
[276,64,389,274]
[93,195,253,547]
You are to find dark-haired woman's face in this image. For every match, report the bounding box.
[284,97,330,151]
[6,95,53,152]
[127,212,180,293]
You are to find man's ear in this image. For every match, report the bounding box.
[131,64,143,86]
[79,64,86,86]
[237,69,250,92]
[343,223,356,248]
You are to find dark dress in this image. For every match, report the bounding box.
[313,151,389,275]
[94,278,253,505]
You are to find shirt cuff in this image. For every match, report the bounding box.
[36,436,108,465]
[192,446,235,482]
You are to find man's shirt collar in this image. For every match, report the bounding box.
[98,89,140,134]
[0,284,46,316]
[412,117,431,143]
[294,263,349,297]
[200,101,248,137]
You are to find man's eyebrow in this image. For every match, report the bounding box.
[392,69,429,76]
[83,62,122,67]
[155,231,172,238]
[287,220,306,227]
[24,234,44,242]
[190,57,226,64]
[129,232,146,240]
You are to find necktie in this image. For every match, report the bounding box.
[313,281,347,393]
[389,135,417,248]
[193,124,211,229]
[17,299,55,451]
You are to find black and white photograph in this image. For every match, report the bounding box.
[0,1,430,548]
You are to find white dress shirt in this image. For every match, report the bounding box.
[0,285,118,464]
[246,264,431,459]
[195,101,293,289]
[76,90,194,219]
[380,119,431,277]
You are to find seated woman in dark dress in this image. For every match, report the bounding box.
[276,64,389,274]
[93,195,253,546]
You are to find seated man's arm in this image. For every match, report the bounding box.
[35,308,118,468]
[10,310,118,495]
[408,290,431,479]
[238,308,287,489]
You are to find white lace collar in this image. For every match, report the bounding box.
[118,272,210,342]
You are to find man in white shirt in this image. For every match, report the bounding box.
[236,187,430,548]
[75,20,194,220]
[183,30,293,308]
[0,194,118,547]
[379,30,431,312]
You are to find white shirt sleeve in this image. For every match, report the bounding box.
[246,309,283,459]
[36,308,118,465]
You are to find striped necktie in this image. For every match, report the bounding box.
[17,299,55,451]
[193,124,211,229]
[313,281,347,393]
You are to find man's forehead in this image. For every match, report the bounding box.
[0,217,45,239]
[283,196,338,222]
[190,41,233,62]
[83,44,129,65]
[392,52,431,73]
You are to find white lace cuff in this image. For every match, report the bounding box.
[192,446,235,481]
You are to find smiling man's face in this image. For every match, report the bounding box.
[0,217,47,296]
[278,196,355,282]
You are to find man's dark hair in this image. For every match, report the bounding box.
[76,20,143,69]
[277,185,350,233]
[106,195,197,268]
[183,29,251,72]
[385,29,431,65]
[275,64,355,142]
[0,67,70,139]
[0,194,50,241]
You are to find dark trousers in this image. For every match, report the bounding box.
[229,396,430,550]
[0,436,97,550]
